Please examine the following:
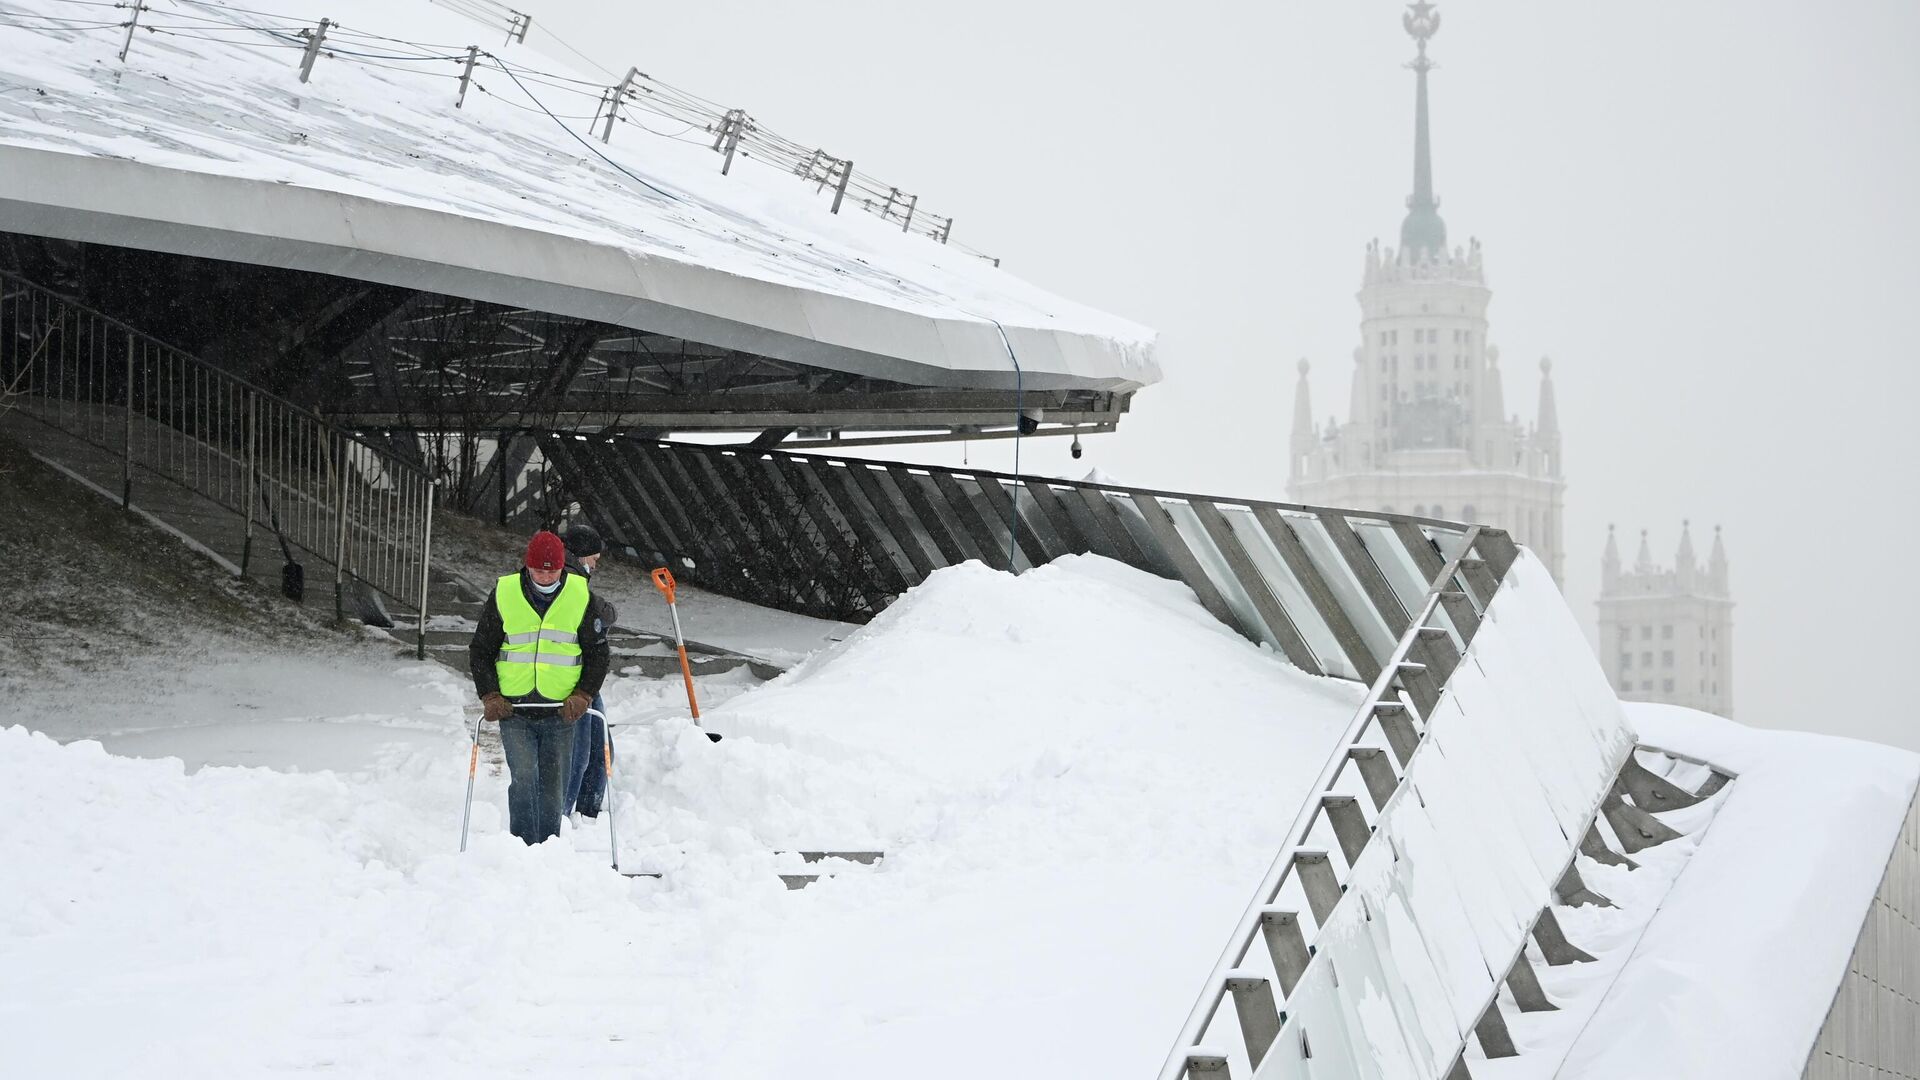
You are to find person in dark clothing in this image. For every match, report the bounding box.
[469,530,610,845]
[561,524,616,817]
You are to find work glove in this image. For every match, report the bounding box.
[481,692,513,724]
[560,692,592,723]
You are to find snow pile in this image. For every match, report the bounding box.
[1473,747,1733,1080]
[1548,703,1919,1080]
[1,555,1359,1078]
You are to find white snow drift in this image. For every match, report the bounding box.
[0,555,1358,1079]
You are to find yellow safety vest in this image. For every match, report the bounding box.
[493,572,591,701]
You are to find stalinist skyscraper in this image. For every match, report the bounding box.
[1289,2,1565,585]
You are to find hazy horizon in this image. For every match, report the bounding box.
[539,0,1920,751]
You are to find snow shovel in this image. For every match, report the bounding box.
[650,567,722,743]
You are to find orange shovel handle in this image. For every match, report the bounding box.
[650,567,677,603]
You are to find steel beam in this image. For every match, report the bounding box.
[884,465,974,566]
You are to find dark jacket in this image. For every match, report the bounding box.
[565,554,618,628]
[469,567,611,705]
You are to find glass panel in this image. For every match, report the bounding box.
[1356,521,1466,653]
[1222,508,1352,678]
[1287,514,1397,665]
[1163,500,1276,653]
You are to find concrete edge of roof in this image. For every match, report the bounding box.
[0,143,1160,395]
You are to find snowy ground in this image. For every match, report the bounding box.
[1,510,1360,1079]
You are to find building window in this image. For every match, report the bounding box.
[1641,680,1653,692]
[1662,650,1673,667]
[1431,505,1445,520]
[1413,504,1428,517]
[1381,505,1395,513]
[1661,625,1673,639]
[1662,678,1675,693]
[1640,627,1652,640]
[1641,652,1653,667]
[1380,331,1389,346]
[1617,627,1630,643]
[1461,504,1477,522]
[1621,653,1632,670]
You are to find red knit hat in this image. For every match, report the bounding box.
[524,530,566,571]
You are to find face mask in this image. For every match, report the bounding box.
[532,576,562,595]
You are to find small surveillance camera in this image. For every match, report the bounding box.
[1069,435,1083,459]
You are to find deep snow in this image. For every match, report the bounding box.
[0,554,1360,1078]
[1550,703,1918,1080]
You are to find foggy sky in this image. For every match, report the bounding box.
[537,0,1920,751]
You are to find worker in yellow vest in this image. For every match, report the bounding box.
[468,530,611,844]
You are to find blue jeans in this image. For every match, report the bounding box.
[499,712,576,845]
[565,695,611,816]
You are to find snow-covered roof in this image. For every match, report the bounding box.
[1549,703,1918,1079]
[0,0,1158,393]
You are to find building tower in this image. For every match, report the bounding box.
[1289,2,1566,585]
[1596,523,1735,717]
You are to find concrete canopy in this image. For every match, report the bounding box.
[0,0,1158,398]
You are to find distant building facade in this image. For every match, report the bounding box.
[1288,2,1565,585]
[1597,524,1734,717]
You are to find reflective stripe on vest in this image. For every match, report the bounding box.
[493,572,592,700]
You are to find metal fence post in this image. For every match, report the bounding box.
[121,331,132,508]
[241,393,256,575]
[830,159,853,214]
[297,19,330,84]
[118,0,144,62]
[416,480,434,661]
[333,433,349,619]
[718,109,745,176]
[600,67,637,143]
[455,46,478,108]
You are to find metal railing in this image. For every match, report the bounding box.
[0,270,436,655]
[9,0,988,261]
[538,435,1514,687]
[1158,529,1489,1079]
[1160,547,1640,1080]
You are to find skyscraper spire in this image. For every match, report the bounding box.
[1290,358,1315,480]
[1400,2,1448,259]
[1602,524,1621,592]
[1635,528,1654,573]
[1676,519,1697,590]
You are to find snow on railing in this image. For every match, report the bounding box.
[1157,549,1637,1080]
[5,0,987,260]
